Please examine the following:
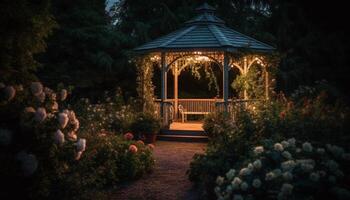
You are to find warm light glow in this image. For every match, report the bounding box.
[150,55,160,61]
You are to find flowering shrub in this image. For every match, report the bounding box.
[214,138,350,200]
[0,82,155,199]
[189,89,350,199]
[74,94,138,135]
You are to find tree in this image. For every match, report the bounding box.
[0,0,56,83]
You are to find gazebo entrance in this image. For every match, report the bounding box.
[134,3,275,130]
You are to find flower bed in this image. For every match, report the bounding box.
[0,82,155,199]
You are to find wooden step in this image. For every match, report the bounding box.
[161,129,207,136]
[157,134,208,142]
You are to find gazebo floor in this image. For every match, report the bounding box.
[169,121,204,131]
[158,121,207,142]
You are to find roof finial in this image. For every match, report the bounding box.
[196,3,216,14]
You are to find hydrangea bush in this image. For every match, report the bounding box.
[0,82,155,199]
[214,138,350,200]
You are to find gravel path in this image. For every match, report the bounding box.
[111,141,206,200]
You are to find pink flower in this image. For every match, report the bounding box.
[60,89,68,101]
[75,151,83,160]
[129,145,138,153]
[54,129,65,145]
[36,92,46,102]
[76,138,86,152]
[58,113,69,128]
[30,82,43,96]
[136,140,145,145]
[124,132,134,140]
[4,86,16,101]
[24,107,36,113]
[67,131,77,141]
[147,144,155,150]
[35,107,47,122]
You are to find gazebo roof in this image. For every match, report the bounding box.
[135,3,275,53]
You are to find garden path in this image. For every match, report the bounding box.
[111,141,206,200]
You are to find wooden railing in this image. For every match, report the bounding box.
[154,98,262,127]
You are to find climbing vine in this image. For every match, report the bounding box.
[135,55,156,114]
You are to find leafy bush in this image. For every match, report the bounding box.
[189,89,350,199]
[131,112,161,138]
[0,82,154,199]
[214,138,350,200]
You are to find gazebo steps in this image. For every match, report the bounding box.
[158,129,208,142]
[157,134,208,142]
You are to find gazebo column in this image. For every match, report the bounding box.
[243,57,248,100]
[223,52,229,111]
[173,61,179,119]
[160,52,167,120]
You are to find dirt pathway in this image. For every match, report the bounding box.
[112,141,206,200]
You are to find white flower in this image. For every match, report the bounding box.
[296,148,302,153]
[0,128,12,146]
[247,163,254,171]
[254,146,264,154]
[327,145,344,158]
[281,183,293,195]
[35,107,47,122]
[310,172,320,182]
[54,129,65,145]
[231,177,242,190]
[214,186,221,195]
[252,178,262,188]
[240,181,248,191]
[4,86,16,101]
[225,185,233,194]
[76,138,86,152]
[226,169,236,181]
[16,151,38,176]
[282,151,292,159]
[233,194,243,200]
[302,142,313,152]
[58,113,69,128]
[316,148,325,154]
[287,138,296,147]
[265,171,276,181]
[216,176,225,186]
[281,160,296,171]
[281,140,289,148]
[282,171,293,181]
[325,160,339,172]
[253,159,262,170]
[239,167,251,176]
[30,82,43,96]
[60,89,68,101]
[36,92,46,102]
[274,143,284,152]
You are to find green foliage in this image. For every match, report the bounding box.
[0,0,57,83]
[131,112,161,136]
[189,89,350,199]
[214,138,350,200]
[0,82,154,199]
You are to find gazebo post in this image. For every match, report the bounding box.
[161,52,167,121]
[223,52,229,111]
[243,57,248,100]
[174,61,179,119]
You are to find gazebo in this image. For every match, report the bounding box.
[134,3,275,128]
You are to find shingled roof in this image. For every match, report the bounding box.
[134,3,275,52]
